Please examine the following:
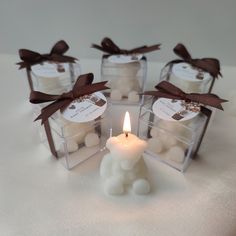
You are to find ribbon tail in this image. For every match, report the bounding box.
[35,99,72,124]
[142,91,181,100]
[50,54,77,63]
[155,81,186,97]
[128,46,147,53]
[88,81,109,93]
[76,81,109,97]
[16,62,27,69]
[131,44,161,54]
[187,94,228,110]
[30,91,61,103]
[91,44,111,54]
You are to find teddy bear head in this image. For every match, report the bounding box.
[106,134,147,170]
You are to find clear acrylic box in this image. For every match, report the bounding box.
[27,62,81,94]
[160,62,215,93]
[33,103,112,170]
[101,55,147,104]
[138,97,210,172]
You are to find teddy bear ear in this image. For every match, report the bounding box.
[106,137,119,150]
[137,139,148,152]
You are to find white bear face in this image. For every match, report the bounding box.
[106,134,147,170]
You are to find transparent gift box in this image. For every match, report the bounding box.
[101,55,147,104]
[18,40,80,94]
[28,62,81,94]
[33,93,112,170]
[138,97,211,172]
[160,62,215,93]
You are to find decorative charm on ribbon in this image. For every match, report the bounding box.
[92,37,161,55]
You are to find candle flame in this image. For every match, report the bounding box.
[123,111,131,135]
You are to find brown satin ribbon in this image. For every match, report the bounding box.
[92,37,161,55]
[30,73,109,124]
[143,81,227,110]
[17,40,77,69]
[167,43,221,78]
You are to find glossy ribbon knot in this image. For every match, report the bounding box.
[17,40,77,69]
[92,37,161,55]
[30,73,108,124]
[143,81,227,110]
[167,43,221,78]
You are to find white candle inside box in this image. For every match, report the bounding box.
[31,62,80,94]
[102,56,142,102]
[57,92,108,153]
[147,98,199,164]
[100,112,150,195]
[166,62,213,93]
[60,117,99,153]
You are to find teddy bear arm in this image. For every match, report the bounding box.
[100,153,113,178]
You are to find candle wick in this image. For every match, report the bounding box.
[125,132,128,138]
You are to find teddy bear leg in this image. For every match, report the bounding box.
[64,139,78,153]
[132,178,150,195]
[104,176,125,195]
[84,132,100,148]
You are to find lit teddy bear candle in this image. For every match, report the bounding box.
[100,112,150,195]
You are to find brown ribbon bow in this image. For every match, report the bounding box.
[92,37,161,55]
[167,43,221,78]
[17,40,77,69]
[143,81,227,110]
[30,73,108,124]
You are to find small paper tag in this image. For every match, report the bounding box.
[62,92,107,123]
[32,62,71,78]
[172,62,211,82]
[108,54,143,64]
[152,98,199,122]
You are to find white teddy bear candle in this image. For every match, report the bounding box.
[166,62,212,93]
[100,112,150,195]
[30,73,110,169]
[141,80,226,171]
[102,58,141,102]
[147,98,198,164]
[60,116,99,153]
[31,62,80,94]
[92,37,161,103]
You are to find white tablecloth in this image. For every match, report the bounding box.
[0,55,236,236]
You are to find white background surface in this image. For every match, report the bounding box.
[0,0,236,65]
[0,55,236,236]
